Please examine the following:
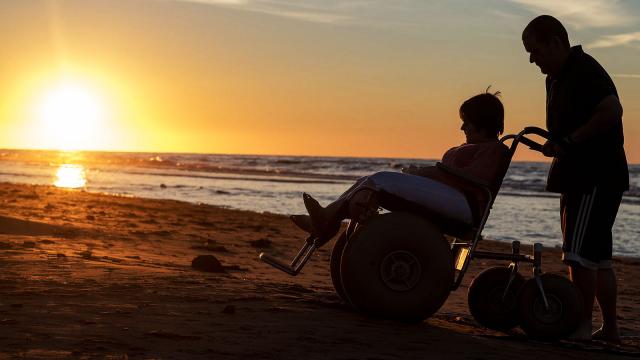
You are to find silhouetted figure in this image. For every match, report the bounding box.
[522,15,629,344]
[291,91,510,246]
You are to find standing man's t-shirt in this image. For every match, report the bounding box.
[546,45,629,269]
[545,45,629,192]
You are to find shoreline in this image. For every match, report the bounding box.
[0,182,638,359]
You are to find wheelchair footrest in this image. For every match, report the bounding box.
[259,236,317,276]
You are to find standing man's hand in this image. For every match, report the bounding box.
[541,140,567,157]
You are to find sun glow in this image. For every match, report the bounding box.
[35,80,107,151]
[54,164,87,189]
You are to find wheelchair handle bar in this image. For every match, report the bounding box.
[502,126,549,153]
[522,126,550,139]
[519,126,549,153]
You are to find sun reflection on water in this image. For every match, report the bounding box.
[54,164,86,188]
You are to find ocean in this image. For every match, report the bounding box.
[1,149,638,257]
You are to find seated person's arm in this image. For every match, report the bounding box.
[402,164,466,187]
[403,144,509,189]
[436,162,491,188]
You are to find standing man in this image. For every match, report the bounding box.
[522,15,629,344]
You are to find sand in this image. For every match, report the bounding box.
[0,182,638,359]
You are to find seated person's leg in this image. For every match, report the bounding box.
[346,188,379,221]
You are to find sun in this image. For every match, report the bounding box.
[36,80,107,151]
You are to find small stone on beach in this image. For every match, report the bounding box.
[191,255,226,273]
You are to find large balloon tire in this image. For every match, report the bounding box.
[468,267,525,331]
[517,274,583,341]
[340,212,453,323]
[330,231,349,304]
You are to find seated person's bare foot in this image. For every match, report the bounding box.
[592,326,621,345]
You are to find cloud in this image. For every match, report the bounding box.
[613,73,640,79]
[587,32,640,49]
[507,0,633,29]
[167,0,376,24]
[185,0,248,4]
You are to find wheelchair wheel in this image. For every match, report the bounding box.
[340,212,453,323]
[517,273,583,341]
[330,231,349,304]
[467,267,525,331]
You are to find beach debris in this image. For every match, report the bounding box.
[222,305,235,314]
[191,255,225,273]
[249,238,272,249]
[160,183,167,189]
[86,214,95,221]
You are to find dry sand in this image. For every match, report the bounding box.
[0,182,638,359]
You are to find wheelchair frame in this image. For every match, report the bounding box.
[259,126,552,303]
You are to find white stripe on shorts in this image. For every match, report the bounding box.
[572,194,588,253]
[575,188,597,254]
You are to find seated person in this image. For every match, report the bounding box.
[292,91,511,244]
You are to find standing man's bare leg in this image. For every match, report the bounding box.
[569,264,597,339]
[593,268,621,344]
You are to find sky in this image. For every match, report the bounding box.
[0,0,638,162]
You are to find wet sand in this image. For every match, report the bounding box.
[0,182,638,359]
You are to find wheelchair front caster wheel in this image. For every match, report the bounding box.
[468,266,525,331]
[517,273,583,341]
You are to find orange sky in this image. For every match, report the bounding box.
[0,0,638,162]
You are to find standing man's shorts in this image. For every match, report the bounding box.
[560,187,623,270]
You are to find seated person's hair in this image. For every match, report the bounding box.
[459,90,504,138]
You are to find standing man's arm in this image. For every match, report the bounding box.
[542,95,622,156]
[566,95,623,143]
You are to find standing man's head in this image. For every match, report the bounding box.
[522,15,571,76]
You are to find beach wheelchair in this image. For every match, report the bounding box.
[260,127,583,341]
